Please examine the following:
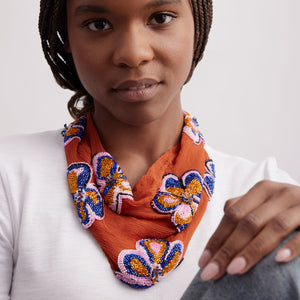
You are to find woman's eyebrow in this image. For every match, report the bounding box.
[74,5,110,16]
[74,0,181,16]
[146,0,181,9]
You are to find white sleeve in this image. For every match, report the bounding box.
[0,172,14,300]
[258,157,299,186]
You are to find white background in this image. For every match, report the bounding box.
[0,0,299,181]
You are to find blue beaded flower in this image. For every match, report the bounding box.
[115,239,184,289]
[63,117,87,146]
[67,162,104,228]
[183,113,204,145]
[203,159,215,197]
[151,170,203,232]
[93,152,133,214]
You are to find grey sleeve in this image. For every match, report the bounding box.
[181,232,300,300]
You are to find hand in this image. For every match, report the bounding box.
[198,180,300,281]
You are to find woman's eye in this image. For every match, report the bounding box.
[149,13,175,25]
[85,19,112,32]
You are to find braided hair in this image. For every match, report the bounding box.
[39,0,213,118]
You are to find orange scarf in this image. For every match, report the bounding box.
[63,111,215,289]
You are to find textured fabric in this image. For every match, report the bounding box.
[63,112,215,288]
[181,232,300,300]
[0,130,298,299]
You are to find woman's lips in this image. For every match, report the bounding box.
[113,79,161,102]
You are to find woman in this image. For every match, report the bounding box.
[0,0,299,298]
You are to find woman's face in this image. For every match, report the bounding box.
[66,0,194,125]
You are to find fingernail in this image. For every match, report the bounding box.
[275,248,292,262]
[198,250,212,268]
[227,257,247,274]
[200,262,219,281]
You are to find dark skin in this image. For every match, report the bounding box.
[94,112,183,186]
[66,0,193,185]
[66,0,300,281]
[199,181,300,280]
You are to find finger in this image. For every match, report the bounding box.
[227,205,300,275]
[223,180,281,222]
[229,186,300,243]
[200,201,282,280]
[199,183,281,269]
[199,183,276,270]
[198,216,234,268]
[201,190,300,280]
[275,230,300,262]
[198,197,241,268]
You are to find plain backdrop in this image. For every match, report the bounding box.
[0,0,299,181]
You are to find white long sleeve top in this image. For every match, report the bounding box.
[0,130,297,300]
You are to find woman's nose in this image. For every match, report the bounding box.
[112,24,154,68]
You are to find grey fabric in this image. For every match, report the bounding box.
[182,232,300,300]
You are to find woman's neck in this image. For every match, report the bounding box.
[93,104,184,186]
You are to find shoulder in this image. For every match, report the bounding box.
[0,129,64,157]
[0,130,65,169]
[205,144,298,198]
[0,130,69,241]
[0,130,67,191]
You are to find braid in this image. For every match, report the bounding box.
[39,0,213,118]
[187,0,213,81]
[39,0,93,118]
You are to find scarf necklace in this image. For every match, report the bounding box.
[63,111,215,289]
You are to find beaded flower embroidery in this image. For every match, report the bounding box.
[63,117,87,146]
[93,152,133,214]
[115,239,184,289]
[183,112,204,145]
[203,159,216,197]
[151,170,203,232]
[67,162,104,228]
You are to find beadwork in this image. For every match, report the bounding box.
[203,159,216,197]
[63,111,215,289]
[67,162,104,228]
[63,117,87,146]
[115,239,184,289]
[151,170,203,232]
[93,152,133,214]
[182,112,204,145]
